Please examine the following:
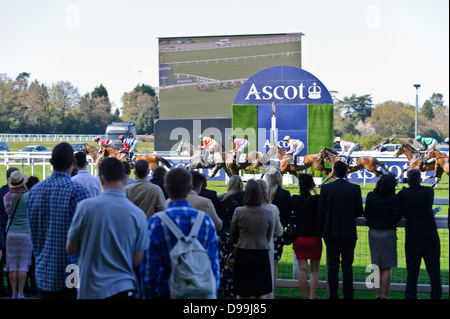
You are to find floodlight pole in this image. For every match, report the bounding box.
[413,84,420,137]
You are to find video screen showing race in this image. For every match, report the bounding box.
[158,33,303,119]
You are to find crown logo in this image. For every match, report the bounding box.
[308,82,321,99]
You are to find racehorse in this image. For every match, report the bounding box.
[102,146,172,170]
[265,146,332,178]
[394,143,443,187]
[209,142,270,176]
[425,148,449,176]
[318,146,390,184]
[83,144,103,168]
[175,139,233,179]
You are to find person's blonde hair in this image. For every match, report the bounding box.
[256,179,270,204]
[267,171,282,202]
[220,175,243,201]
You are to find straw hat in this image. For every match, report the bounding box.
[7,170,28,189]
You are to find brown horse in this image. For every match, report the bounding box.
[83,144,104,168]
[102,146,172,170]
[425,148,449,176]
[210,142,270,176]
[175,139,233,179]
[265,146,331,178]
[318,146,390,184]
[394,143,443,187]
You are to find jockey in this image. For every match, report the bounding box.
[334,137,357,165]
[283,136,304,164]
[415,135,438,164]
[94,137,114,153]
[199,134,218,164]
[231,135,249,162]
[119,134,139,163]
[415,135,438,151]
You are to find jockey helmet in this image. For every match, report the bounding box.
[445,137,449,143]
[334,137,342,143]
[229,135,236,141]
[118,135,125,140]
[415,135,422,141]
[283,136,291,141]
[94,137,100,142]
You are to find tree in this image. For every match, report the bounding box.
[370,101,416,137]
[421,100,434,120]
[49,81,81,132]
[335,94,373,135]
[21,80,50,133]
[429,93,444,110]
[91,84,109,99]
[121,84,159,134]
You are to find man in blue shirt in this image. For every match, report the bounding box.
[67,157,149,299]
[141,167,220,299]
[27,143,90,299]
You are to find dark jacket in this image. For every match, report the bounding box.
[291,193,321,237]
[318,179,363,239]
[200,187,218,210]
[364,192,402,230]
[216,191,244,234]
[271,186,292,228]
[398,185,438,243]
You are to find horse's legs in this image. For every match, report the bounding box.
[319,172,334,186]
[206,165,223,180]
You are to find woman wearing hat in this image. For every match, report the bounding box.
[3,170,32,299]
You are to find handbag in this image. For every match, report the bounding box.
[225,246,237,268]
[1,193,23,258]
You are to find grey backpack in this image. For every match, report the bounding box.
[157,211,216,299]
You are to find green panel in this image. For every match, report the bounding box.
[307,104,334,154]
[232,104,258,150]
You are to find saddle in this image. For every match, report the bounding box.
[288,155,305,166]
[343,156,358,167]
[237,153,247,164]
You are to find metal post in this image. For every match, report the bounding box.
[413,84,420,137]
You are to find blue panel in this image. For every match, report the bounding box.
[258,104,308,154]
[234,66,333,105]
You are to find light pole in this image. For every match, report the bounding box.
[413,84,420,137]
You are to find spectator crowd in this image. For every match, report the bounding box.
[0,142,445,300]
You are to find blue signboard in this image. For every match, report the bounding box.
[159,155,438,184]
[257,104,308,154]
[234,66,333,105]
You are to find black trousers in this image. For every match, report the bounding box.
[324,237,357,299]
[405,236,442,299]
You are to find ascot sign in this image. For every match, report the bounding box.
[234,66,332,105]
[245,82,322,101]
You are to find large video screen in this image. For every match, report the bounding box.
[158,33,303,119]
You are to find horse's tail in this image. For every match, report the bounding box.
[156,156,172,169]
[374,158,390,174]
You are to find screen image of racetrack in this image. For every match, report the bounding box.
[158,33,303,119]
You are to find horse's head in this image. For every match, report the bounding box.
[394,143,405,158]
[175,139,188,155]
[83,143,89,154]
[316,147,326,161]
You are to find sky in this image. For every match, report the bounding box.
[0,0,448,113]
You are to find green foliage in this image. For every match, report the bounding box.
[0,73,118,134]
[91,84,109,99]
[121,83,159,134]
